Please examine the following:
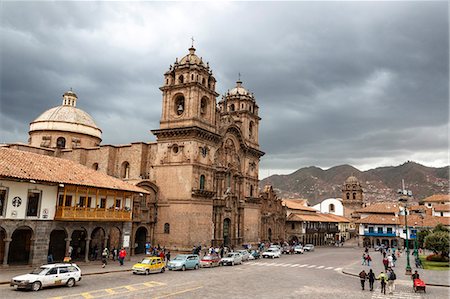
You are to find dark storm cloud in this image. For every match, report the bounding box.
[0,1,448,175]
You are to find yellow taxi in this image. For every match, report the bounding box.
[132,257,165,275]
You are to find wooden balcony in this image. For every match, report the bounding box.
[54,207,132,221]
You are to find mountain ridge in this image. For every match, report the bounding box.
[259,161,449,206]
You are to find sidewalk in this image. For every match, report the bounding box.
[342,248,450,287]
[0,254,147,285]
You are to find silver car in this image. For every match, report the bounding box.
[304,244,315,252]
[236,250,250,262]
[220,252,243,266]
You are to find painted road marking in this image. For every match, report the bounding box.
[152,286,204,299]
[299,264,308,267]
[49,281,167,299]
[308,265,316,268]
[290,264,299,267]
[317,265,324,269]
[325,266,334,270]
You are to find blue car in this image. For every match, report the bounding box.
[167,254,200,271]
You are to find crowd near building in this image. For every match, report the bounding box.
[1,46,448,267]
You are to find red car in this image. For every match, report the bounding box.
[199,255,221,268]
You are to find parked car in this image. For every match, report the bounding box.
[132,256,165,275]
[221,252,243,266]
[10,263,81,291]
[282,245,293,254]
[304,244,315,252]
[262,248,281,259]
[236,250,251,261]
[167,254,199,271]
[269,244,282,251]
[294,245,304,254]
[374,244,387,251]
[200,254,221,268]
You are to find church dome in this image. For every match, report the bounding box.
[29,90,102,139]
[179,47,206,67]
[345,175,360,184]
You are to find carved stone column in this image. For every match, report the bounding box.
[2,238,12,266]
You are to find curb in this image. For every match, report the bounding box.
[0,268,132,286]
[341,269,450,288]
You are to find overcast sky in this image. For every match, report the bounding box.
[0,1,448,178]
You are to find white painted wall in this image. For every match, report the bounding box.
[432,211,450,217]
[312,198,344,216]
[0,179,57,220]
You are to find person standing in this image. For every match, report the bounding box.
[118,248,126,266]
[362,253,367,265]
[368,269,375,291]
[387,254,394,268]
[366,254,372,266]
[387,268,396,295]
[359,269,367,290]
[377,271,388,295]
[382,257,389,271]
[102,248,109,268]
[166,251,171,262]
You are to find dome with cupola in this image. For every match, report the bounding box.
[28,90,102,149]
[178,47,206,67]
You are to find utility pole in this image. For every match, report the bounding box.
[398,179,413,275]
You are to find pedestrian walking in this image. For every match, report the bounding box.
[68,245,73,258]
[387,268,396,295]
[366,254,372,266]
[362,253,367,265]
[377,271,388,295]
[102,248,109,268]
[166,251,171,262]
[387,255,394,268]
[118,248,126,266]
[368,269,375,291]
[359,269,367,290]
[382,257,389,271]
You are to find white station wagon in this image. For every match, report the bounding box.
[10,263,81,291]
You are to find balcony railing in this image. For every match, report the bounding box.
[54,207,132,221]
[364,232,396,237]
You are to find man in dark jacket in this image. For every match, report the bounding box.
[359,269,367,290]
[368,269,376,291]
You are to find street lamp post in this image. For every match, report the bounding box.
[398,179,413,275]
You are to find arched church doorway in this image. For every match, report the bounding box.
[223,218,231,246]
[268,228,272,242]
[71,229,87,260]
[49,229,67,262]
[0,227,6,263]
[8,227,33,264]
[90,227,105,260]
[134,227,147,254]
[108,227,121,251]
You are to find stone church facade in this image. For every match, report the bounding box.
[6,46,286,252]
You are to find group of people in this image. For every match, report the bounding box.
[359,267,397,294]
[100,247,127,267]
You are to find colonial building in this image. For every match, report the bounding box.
[259,185,286,243]
[3,46,275,253]
[0,148,147,266]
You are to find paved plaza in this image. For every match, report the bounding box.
[0,247,448,299]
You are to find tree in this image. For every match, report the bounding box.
[417,229,430,248]
[432,223,449,233]
[424,230,450,258]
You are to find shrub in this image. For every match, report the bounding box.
[426,254,449,262]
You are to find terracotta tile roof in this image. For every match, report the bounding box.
[354,202,400,214]
[282,199,316,212]
[399,215,450,227]
[355,214,399,225]
[0,148,149,194]
[422,194,450,203]
[433,204,450,212]
[288,212,350,223]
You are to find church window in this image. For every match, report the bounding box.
[346,193,350,200]
[291,223,295,230]
[199,175,205,190]
[121,161,130,179]
[191,74,194,81]
[174,95,185,115]
[202,78,206,85]
[178,75,184,84]
[249,121,254,138]
[164,223,170,234]
[92,163,99,170]
[172,145,179,154]
[230,104,235,112]
[56,137,66,149]
[329,203,335,213]
[353,193,356,200]
[200,97,207,116]
[250,185,254,197]
[166,78,169,85]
